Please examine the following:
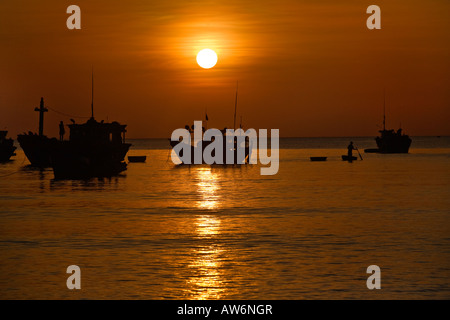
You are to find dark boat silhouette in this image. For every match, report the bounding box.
[364,94,412,154]
[0,130,16,162]
[364,148,379,153]
[170,130,252,165]
[342,155,358,161]
[50,74,131,179]
[128,155,146,163]
[17,98,57,167]
[310,156,327,161]
[170,84,252,165]
[51,117,131,179]
[19,74,131,178]
[374,128,412,153]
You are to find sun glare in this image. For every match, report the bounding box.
[196,49,218,69]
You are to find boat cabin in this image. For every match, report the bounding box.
[68,118,127,145]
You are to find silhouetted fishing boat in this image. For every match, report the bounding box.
[17,98,57,167]
[128,155,146,163]
[0,131,16,162]
[50,74,131,179]
[375,128,412,153]
[363,148,379,153]
[365,94,412,154]
[170,130,251,165]
[170,83,252,165]
[51,118,131,179]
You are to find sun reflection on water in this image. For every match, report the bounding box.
[195,168,221,210]
[185,214,226,299]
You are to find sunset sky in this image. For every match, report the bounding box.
[1,0,449,138]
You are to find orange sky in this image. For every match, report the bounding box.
[0,0,449,138]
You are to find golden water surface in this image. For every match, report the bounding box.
[0,137,449,299]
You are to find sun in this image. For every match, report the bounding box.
[196,49,218,69]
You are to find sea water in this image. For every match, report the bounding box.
[0,137,449,299]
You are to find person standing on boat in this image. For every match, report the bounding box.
[347,141,355,158]
[59,121,65,141]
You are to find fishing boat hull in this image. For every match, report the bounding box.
[51,141,131,179]
[0,131,16,162]
[170,139,251,165]
[0,150,16,162]
[375,133,412,153]
[17,134,57,167]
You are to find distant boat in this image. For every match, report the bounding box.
[170,131,251,165]
[0,130,16,162]
[170,83,252,165]
[310,156,327,161]
[17,98,57,167]
[128,155,146,163]
[364,148,379,153]
[375,129,412,153]
[366,93,412,154]
[342,155,358,161]
[375,128,412,153]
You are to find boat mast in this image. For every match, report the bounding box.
[233,81,238,130]
[34,97,48,137]
[91,68,94,119]
[383,90,386,131]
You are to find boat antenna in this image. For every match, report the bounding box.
[91,67,94,119]
[233,81,238,130]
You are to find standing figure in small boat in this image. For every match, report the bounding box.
[59,121,65,141]
[347,141,355,159]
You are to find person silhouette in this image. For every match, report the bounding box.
[59,121,65,141]
[347,141,355,159]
